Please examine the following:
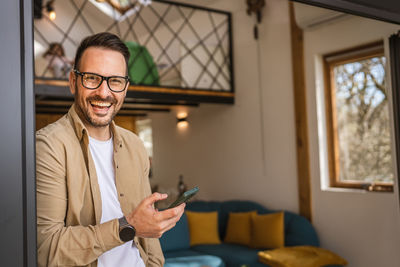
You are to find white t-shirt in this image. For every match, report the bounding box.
[89,136,145,267]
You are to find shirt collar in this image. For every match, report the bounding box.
[67,104,122,148]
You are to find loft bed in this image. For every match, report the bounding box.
[34,0,234,115]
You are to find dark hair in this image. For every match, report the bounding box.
[43,42,65,57]
[73,32,130,71]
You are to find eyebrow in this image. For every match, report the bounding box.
[80,71,127,77]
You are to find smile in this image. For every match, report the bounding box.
[90,100,112,108]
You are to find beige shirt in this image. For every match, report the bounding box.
[36,105,164,267]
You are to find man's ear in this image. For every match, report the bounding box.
[69,71,76,95]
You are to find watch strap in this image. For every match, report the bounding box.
[118,216,136,242]
[118,216,130,228]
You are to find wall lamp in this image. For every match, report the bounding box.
[177,112,189,129]
[46,0,56,21]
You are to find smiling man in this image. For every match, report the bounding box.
[36,32,185,267]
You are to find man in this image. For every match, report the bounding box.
[36,32,185,267]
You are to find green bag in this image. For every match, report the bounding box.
[125,41,159,86]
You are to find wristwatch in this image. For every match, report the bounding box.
[118,216,136,242]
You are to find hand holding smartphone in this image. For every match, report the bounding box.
[167,186,199,209]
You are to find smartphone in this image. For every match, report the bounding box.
[167,186,199,209]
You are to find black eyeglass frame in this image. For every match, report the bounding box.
[73,69,129,93]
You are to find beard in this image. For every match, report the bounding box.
[74,83,119,128]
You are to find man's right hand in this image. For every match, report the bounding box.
[126,192,185,238]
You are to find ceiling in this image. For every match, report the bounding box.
[293,2,349,30]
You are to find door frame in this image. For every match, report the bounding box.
[0,0,36,266]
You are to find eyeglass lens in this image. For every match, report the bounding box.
[82,73,127,92]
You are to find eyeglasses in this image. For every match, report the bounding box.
[73,70,129,93]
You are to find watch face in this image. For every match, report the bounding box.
[120,227,135,242]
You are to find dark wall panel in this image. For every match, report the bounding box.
[293,0,400,24]
[0,0,24,264]
[0,0,36,266]
[390,33,400,209]
[349,0,400,14]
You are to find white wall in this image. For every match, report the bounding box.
[302,9,400,267]
[151,1,400,266]
[150,0,299,212]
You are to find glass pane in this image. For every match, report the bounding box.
[136,118,153,158]
[333,56,394,183]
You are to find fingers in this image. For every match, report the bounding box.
[130,202,185,239]
[155,203,186,221]
[150,204,186,238]
[158,214,183,235]
[142,192,168,206]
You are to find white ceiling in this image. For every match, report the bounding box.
[293,2,349,30]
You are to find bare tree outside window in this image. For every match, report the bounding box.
[325,42,394,191]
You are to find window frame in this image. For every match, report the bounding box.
[323,40,394,192]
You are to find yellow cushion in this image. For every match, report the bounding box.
[258,246,348,267]
[185,211,221,246]
[224,211,257,246]
[251,212,284,249]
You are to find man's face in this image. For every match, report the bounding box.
[69,47,128,128]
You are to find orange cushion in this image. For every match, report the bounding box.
[186,211,221,246]
[251,212,284,249]
[224,211,257,246]
[258,245,348,267]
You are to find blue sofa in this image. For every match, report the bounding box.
[160,200,343,267]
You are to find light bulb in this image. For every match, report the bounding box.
[177,120,189,129]
[177,112,188,119]
[49,10,56,20]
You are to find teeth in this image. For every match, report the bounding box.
[90,101,111,107]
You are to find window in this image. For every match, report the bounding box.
[136,118,153,158]
[323,41,394,192]
[136,118,154,179]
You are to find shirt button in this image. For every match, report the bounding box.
[120,193,124,197]
[120,144,122,148]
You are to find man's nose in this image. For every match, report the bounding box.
[96,79,111,98]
